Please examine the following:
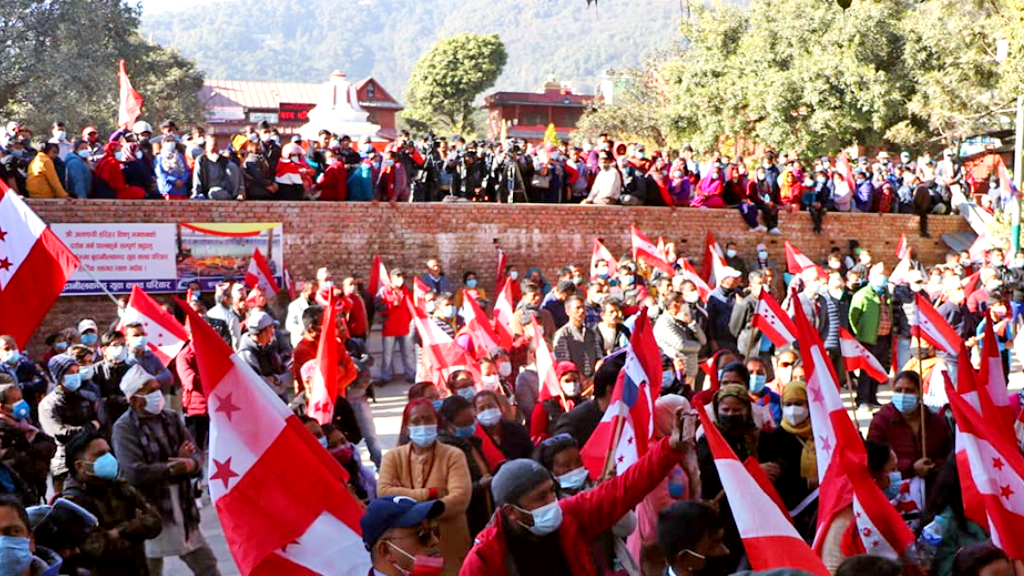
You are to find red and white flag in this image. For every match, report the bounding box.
[245,248,280,296]
[839,327,888,383]
[706,243,729,288]
[117,285,188,366]
[947,353,999,528]
[367,255,390,296]
[307,292,338,426]
[968,233,991,266]
[701,231,723,284]
[495,247,507,293]
[977,317,1016,444]
[910,293,961,356]
[590,238,618,279]
[531,317,568,411]
[118,59,144,129]
[678,259,711,302]
[179,302,370,576]
[889,257,912,286]
[837,152,856,195]
[797,303,913,559]
[947,383,1024,563]
[412,277,431,314]
[0,184,80,348]
[751,290,797,347]
[493,278,515,350]
[580,309,660,478]
[631,225,673,275]
[895,233,909,260]
[409,302,480,390]
[462,292,501,358]
[283,266,296,301]
[784,241,826,278]
[695,407,830,576]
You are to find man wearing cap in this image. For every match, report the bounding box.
[236,310,292,400]
[112,365,220,576]
[459,405,692,576]
[361,496,445,576]
[375,269,415,384]
[848,263,892,409]
[38,353,98,493]
[123,321,173,395]
[77,319,100,354]
[207,282,241,349]
[707,267,743,351]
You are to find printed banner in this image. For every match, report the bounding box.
[54,222,284,295]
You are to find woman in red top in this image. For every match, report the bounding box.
[313,148,348,201]
[94,142,146,199]
[529,361,581,443]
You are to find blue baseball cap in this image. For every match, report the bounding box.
[360,496,444,550]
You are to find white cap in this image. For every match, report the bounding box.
[120,364,155,397]
[720,267,743,279]
[77,319,98,334]
[247,311,275,334]
[316,267,331,281]
[132,121,153,135]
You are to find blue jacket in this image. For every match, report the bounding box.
[63,152,92,199]
[854,180,874,211]
[154,154,190,197]
[346,161,374,201]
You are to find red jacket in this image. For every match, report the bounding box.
[292,335,358,397]
[459,437,682,576]
[343,293,369,338]
[315,162,348,201]
[176,341,206,416]
[377,285,413,337]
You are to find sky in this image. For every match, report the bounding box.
[140,0,215,14]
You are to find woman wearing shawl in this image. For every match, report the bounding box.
[758,380,818,539]
[154,136,189,200]
[525,266,551,295]
[645,156,674,207]
[668,158,692,206]
[690,164,726,208]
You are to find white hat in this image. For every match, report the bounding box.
[247,311,275,334]
[877,151,890,160]
[120,364,155,398]
[720,267,743,279]
[316,267,331,281]
[77,319,98,334]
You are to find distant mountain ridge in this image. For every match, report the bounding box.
[141,0,692,99]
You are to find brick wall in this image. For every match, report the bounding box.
[25,199,971,354]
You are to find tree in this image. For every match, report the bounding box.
[1,0,205,136]
[402,33,508,136]
[575,66,671,146]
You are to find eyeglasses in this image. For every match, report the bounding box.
[387,525,441,547]
[778,362,794,368]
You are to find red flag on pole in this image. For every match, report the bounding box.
[910,293,961,356]
[117,285,188,366]
[495,247,507,294]
[678,259,711,302]
[367,255,390,297]
[461,292,501,358]
[117,59,144,129]
[0,182,80,348]
[493,278,515,350]
[700,231,722,283]
[751,290,797,347]
[895,233,909,260]
[630,225,673,275]
[784,241,827,278]
[531,318,567,411]
[244,248,280,296]
[307,292,338,425]
[839,327,888,383]
[590,238,618,280]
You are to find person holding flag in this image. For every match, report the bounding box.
[868,371,952,484]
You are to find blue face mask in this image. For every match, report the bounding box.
[9,400,29,420]
[750,373,767,393]
[871,277,888,292]
[456,387,477,401]
[621,275,635,286]
[318,436,328,448]
[2,350,20,365]
[662,369,676,389]
[431,399,444,412]
[0,536,33,576]
[514,500,563,536]
[408,424,438,447]
[454,423,477,439]
[557,467,589,491]
[90,453,119,480]
[79,365,94,381]
[442,305,457,319]
[726,249,737,259]
[465,278,478,289]
[891,392,919,414]
[55,342,68,351]
[63,373,83,392]
[884,471,902,499]
[81,333,98,346]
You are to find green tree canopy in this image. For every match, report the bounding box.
[1,0,205,136]
[402,33,508,136]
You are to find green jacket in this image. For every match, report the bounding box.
[848,285,890,346]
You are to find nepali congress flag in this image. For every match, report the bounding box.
[409,301,480,390]
[701,231,725,285]
[696,407,830,576]
[784,241,826,279]
[307,292,339,425]
[796,303,914,559]
[679,259,711,302]
[838,327,888,383]
[493,278,515,350]
[977,313,1017,443]
[245,248,280,296]
[947,384,1024,563]
[591,238,618,280]
[0,183,80,348]
[751,290,797,347]
[631,225,673,275]
[367,254,390,296]
[179,302,370,576]
[895,233,909,260]
[910,293,961,356]
[117,59,144,129]
[580,309,659,477]
[531,317,568,410]
[117,286,188,366]
[462,292,501,359]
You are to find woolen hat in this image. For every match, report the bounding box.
[47,354,78,384]
[491,458,554,506]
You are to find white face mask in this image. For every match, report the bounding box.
[108,345,127,363]
[497,361,512,378]
[140,390,165,415]
[783,405,809,426]
[683,291,700,304]
[480,374,500,391]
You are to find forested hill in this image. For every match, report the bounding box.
[142,0,698,95]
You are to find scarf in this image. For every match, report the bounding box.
[779,381,816,481]
[159,149,186,175]
[713,385,759,458]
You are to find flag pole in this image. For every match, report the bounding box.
[77,261,122,308]
[601,412,626,481]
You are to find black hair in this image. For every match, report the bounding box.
[66,431,105,479]
[302,305,324,332]
[531,434,579,471]
[594,353,625,400]
[473,389,500,408]
[100,331,124,347]
[462,271,476,283]
[0,495,29,533]
[407,382,436,400]
[951,544,1010,576]
[41,142,59,155]
[657,501,723,561]
[720,361,750,384]
[446,369,472,392]
[439,395,472,425]
[893,370,922,392]
[864,440,892,474]
[836,555,902,576]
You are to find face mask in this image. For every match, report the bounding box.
[441,305,456,319]
[108,345,127,363]
[884,471,903,499]
[783,405,809,426]
[81,332,98,346]
[76,148,91,159]
[557,467,589,491]
[54,130,67,140]
[621,275,635,286]
[816,176,827,184]
[129,335,148,350]
[63,372,83,392]
[509,270,519,280]
[393,277,405,288]
[891,392,919,414]
[90,452,119,480]
[757,173,766,181]
[757,250,769,260]
[425,301,437,314]
[910,283,923,293]
[134,150,144,160]
[718,413,746,431]
[79,365,94,381]
[331,443,355,463]
[361,143,373,154]
[749,374,767,393]
[0,536,33,576]
[776,367,793,385]
[497,362,512,378]
[272,135,281,145]
[408,424,438,447]
[5,398,29,421]
[384,159,395,167]
[725,249,737,259]
[682,291,700,304]
[477,407,502,427]
[141,390,165,415]
[456,387,476,401]
[387,541,445,576]
[672,171,683,179]
[561,380,579,397]
[1,350,19,365]
[480,374,500,391]
[465,278,478,289]
[114,151,125,162]
[870,277,888,292]
[515,500,563,536]
[454,423,477,439]
[711,172,719,180]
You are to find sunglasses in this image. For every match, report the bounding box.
[778,362,794,368]
[389,525,441,546]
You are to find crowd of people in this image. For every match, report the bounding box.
[0,231,1022,576]
[0,118,986,235]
